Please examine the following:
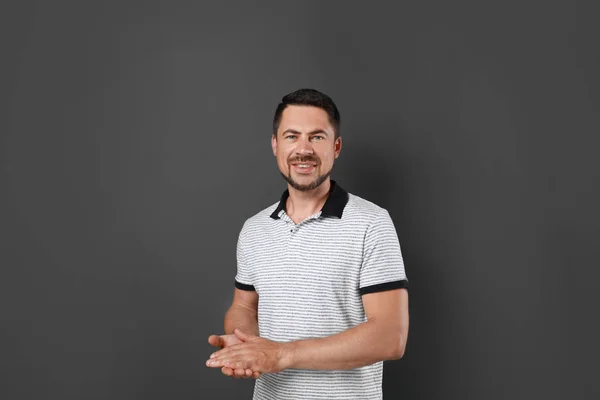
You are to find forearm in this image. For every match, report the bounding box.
[224,305,259,336]
[281,317,405,371]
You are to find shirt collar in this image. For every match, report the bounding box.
[269,180,349,220]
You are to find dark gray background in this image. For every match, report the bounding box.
[1,1,599,399]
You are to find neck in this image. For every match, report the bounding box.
[286,179,332,220]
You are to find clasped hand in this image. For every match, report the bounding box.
[206,328,285,379]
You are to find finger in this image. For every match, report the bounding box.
[211,349,254,369]
[208,335,223,348]
[209,348,227,360]
[225,359,248,370]
[211,345,251,365]
[221,335,240,347]
[245,369,253,377]
[234,368,246,378]
[221,366,234,377]
[209,343,246,359]
[252,371,261,379]
[208,354,238,368]
[207,359,223,368]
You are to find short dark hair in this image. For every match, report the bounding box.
[272,88,341,139]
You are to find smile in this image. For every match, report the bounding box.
[291,164,316,174]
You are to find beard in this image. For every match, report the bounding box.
[281,162,333,192]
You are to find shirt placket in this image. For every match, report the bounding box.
[281,212,322,251]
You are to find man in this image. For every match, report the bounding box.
[206,89,409,399]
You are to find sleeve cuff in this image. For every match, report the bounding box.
[235,280,256,291]
[359,279,408,295]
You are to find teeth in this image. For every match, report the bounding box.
[297,164,312,168]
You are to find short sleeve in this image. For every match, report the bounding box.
[359,209,409,295]
[234,222,255,291]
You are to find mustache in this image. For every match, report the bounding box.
[288,155,320,164]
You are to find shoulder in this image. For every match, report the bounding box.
[238,201,279,235]
[344,192,391,225]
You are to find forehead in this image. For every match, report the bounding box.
[278,105,333,133]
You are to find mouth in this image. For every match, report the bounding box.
[290,163,317,174]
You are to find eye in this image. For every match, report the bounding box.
[311,136,325,141]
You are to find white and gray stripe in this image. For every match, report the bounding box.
[235,182,408,400]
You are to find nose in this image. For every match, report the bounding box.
[295,135,314,155]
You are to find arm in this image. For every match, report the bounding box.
[226,222,259,336]
[208,288,260,379]
[224,288,259,336]
[208,287,409,373]
[280,287,409,370]
[207,222,262,379]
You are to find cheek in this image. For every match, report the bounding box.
[277,146,292,160]
[277,153,290,167]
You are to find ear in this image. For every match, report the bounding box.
[334,137,342,159]
[271,134,277,157]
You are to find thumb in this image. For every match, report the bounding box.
[234,328,253,342]
[208,334,224,348]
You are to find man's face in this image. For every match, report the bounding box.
[272,105,342,192]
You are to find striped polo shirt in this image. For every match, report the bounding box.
[235,181,408,400]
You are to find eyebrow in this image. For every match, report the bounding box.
[281,129,329,136]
